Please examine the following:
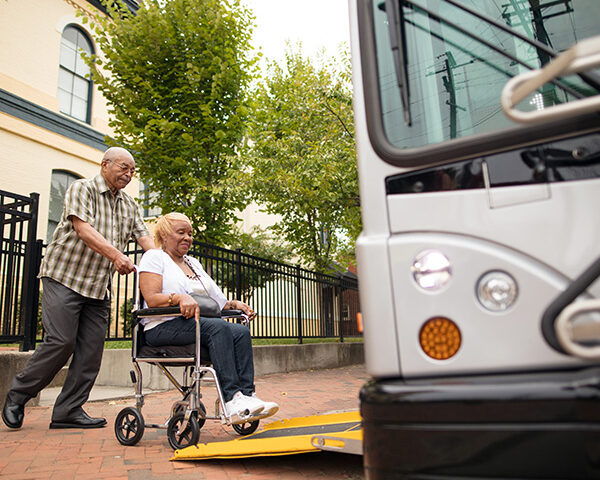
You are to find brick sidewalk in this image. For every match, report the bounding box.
[1,365,368,479]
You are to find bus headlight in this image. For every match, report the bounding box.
[476,271,518,312]
[411,250,451,291]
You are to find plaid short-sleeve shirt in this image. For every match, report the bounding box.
[39,174,149,299]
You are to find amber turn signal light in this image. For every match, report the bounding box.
[419,317,461,360]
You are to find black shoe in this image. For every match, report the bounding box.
[2,396,25,429]
[49,411,107,429]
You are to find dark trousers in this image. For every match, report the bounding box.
[144,316,255,402]
[8,277,109,420]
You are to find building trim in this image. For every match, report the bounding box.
[85,0,139,15]
[0,88,107,151]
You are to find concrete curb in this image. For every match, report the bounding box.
[1,342,364,406]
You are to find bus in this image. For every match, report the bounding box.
[348,0,600,478]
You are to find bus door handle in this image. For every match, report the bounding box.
[501,35,600,124]
[482,160,550,208]
[555,299,600,360]
[542,256,600,355]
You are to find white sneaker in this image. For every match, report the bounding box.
[250,393,279,419]
[242,393,268,414]
[225,391,264,422]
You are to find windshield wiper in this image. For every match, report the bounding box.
[384,0,412,126]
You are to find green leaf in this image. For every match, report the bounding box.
[86,0,257,246]
[246,45,360,272]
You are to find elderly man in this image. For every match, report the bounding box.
[2,147,154,429]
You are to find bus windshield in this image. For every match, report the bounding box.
[373,0,600,150]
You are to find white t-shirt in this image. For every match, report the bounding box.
[137,249,228,330]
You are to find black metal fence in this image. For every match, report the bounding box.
[110,241,361,343]
[0,195,361,350]
[0,190,41,351]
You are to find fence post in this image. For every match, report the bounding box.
[338,279,344,343]
[3,222,16,338]
[296,264,303,344]
[27,240,42,349]
[21,193,40,352]
[235,248,242,301]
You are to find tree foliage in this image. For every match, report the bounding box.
[85,0,257,244]
[246,48,360,272]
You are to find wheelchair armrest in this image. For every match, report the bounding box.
[135,307,243,317]
[221,309,250,325]
[132,306,181,326]
[131,307,248,327]
[133,307,243,318]
[136,306,181,316]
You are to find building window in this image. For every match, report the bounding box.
[140,182,162,219]
[57,25,93,123]
[47,170,81,242]
[342,303,349,322]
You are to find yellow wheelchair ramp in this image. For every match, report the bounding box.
[172,410,362,460]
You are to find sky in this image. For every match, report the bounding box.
[242,0,351,66]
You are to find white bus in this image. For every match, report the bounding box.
[349,0,600,477]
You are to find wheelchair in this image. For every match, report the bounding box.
[113,288,262,450]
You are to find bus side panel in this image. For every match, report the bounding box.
[351,0,405,379]
[356,233,401,377]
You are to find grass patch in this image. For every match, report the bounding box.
[252,336,363,346]
[3,337,363,350]
[102,337,363,349]
[105,340,132,349]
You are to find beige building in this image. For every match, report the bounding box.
[0,0,142,243]
[0,0,279,247]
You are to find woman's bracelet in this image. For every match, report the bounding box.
[168,293,176,306]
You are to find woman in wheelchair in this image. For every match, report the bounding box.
[138,212,278,424]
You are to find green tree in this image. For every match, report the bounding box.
[85,0,257,244]
[246,48,360,272]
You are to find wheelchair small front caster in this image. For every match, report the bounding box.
[233,419,259,435]
[114,407,145,446]
[167,413,200,450]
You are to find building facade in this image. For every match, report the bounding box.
[0,0,140,242]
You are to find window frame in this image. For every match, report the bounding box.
[139,182,162,219]
[46,169,83,242]
[57,24,94,124]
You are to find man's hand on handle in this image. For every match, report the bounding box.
[112,252,136,275]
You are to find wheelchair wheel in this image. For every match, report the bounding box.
[173,401,207,429]
[167,413,200,450]
[232,419,259,436]
[114,407,145,446]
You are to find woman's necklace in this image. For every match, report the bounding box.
[183,257,210,294]
[183,256,201,281]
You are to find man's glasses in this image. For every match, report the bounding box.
[110,160,137,177]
